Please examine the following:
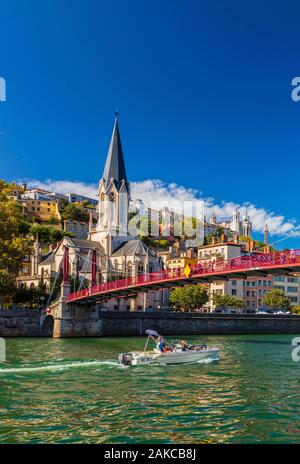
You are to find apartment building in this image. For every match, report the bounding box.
[197,238,244,311]
[243,277,274,311]
[273,275,300,307]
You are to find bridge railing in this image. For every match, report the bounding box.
[67,249,300,302]
[190,249,300,275]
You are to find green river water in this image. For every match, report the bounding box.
[0,334,299,444]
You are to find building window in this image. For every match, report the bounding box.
[274,285,285,291]
[232,289,237,295]
[138,263,144,275]
[287,287,298,293]
[232,280,236,286]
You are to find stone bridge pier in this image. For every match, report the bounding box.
[50,285,102,338]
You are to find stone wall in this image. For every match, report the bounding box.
[0,309,53,337]
[99,311,300,337]
[1,308,300,338]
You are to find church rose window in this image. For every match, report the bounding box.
[109,192,115,201]
[101,193,105,201]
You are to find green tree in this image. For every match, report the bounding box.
[170,285,209,312]
[30,224,74,244]
[291,306,300,314]
[212,293,244,309]
[215,226,224,238]
[60,202,89,222]
[262,289,291,311]
[13,276,49,307]
[0,181,31,296]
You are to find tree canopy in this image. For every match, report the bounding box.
[0,181,31,295]
[262,289,291,311]
[30,224,74,244]
[60,202,89,222]
[170,285,209,312]
[212,293,244,309]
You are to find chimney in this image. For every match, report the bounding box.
[221,233,227,243]
[211,236,216,245]
[264,245,271,254]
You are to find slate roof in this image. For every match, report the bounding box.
[111,239,156,258]
[68,237,104,253]
[102,113,128,187]
[40,252,55,265]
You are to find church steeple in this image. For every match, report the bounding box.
[264,224,269,245]
[102,111,128,188]
[91,111,132,256]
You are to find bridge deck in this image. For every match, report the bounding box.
[66,249,300,304]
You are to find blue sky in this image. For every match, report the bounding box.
[0,0,300,247]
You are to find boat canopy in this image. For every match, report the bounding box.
[145,329,159,337]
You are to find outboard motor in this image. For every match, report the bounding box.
[119,352,133,366]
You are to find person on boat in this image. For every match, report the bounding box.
[178,339,188,351]
[157,336,167,352]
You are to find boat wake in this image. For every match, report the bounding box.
[0,360,120,374]
[197,356,219,364]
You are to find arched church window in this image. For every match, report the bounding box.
[138,262,144,275]
[109,192,115,202]
[100,193,105,201]
[127,262,132,277]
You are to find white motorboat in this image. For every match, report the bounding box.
[118,330,220,366]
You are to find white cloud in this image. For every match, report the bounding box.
[25,177,299,237]
[26,178,99,200]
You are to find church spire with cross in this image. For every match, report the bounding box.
[90,111,132,255]
[102,110,128,189]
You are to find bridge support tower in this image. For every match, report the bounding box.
[50,245,103,338]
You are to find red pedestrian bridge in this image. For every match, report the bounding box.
[66,249,300,305]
